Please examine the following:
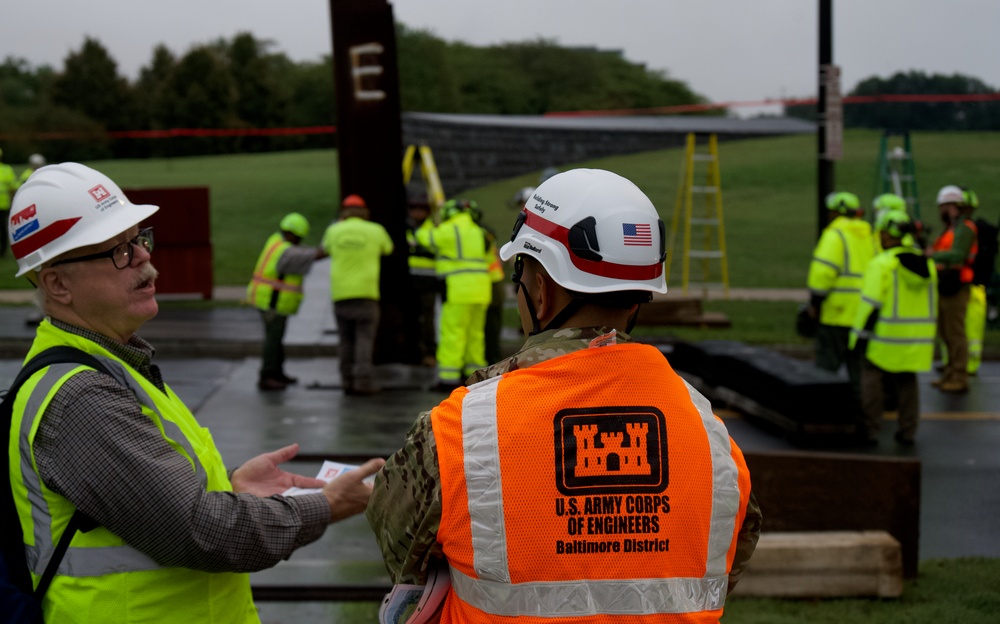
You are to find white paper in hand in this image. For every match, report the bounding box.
[282,460,365,496]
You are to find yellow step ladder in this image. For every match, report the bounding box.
[665,133,729,297]
[402,144,446,212]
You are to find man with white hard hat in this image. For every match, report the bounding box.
[5,163,383,622]
[927,184,978,393]
[367,168,760,622]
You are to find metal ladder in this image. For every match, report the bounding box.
[402,144,446,211]
[873,129,921,222]
[665,132,730,297]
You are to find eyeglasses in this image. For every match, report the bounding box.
[51,228,154,270]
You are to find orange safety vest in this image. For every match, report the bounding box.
[431,343,752,623]
[931,218,978,284]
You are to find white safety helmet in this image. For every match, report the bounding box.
[936,185,964,206]
[513,186,535,207]
[499,168,667,295]
[9,162,159,277]
[28,153,46,168]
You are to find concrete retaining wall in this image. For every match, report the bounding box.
[401,113,815,193]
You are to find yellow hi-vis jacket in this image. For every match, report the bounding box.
[407,218,437,278]
[808,216,876,327]
[431,212,491,305]
[246,232,304,316]
[849,246,938,373]
[10,322,258,623]
[432,343,752,623]
[0,162,16,210]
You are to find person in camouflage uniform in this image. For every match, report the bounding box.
[367,169,761,622]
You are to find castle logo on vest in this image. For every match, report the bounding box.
[554,407,667,496]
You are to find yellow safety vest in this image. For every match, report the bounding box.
[10,321,259,623]
[0,163,17,211]
[247,233,304,316]
[850,247,938,372]
[407,218,437,278]
[808,217,876,326]
[431,212,491,305]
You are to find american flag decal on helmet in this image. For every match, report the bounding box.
[622,223,652,246]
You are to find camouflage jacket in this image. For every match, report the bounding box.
[365,326,762,591]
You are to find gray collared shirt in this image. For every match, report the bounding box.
[30,318,330,573]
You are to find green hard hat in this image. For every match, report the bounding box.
[962,188,979,210]
[872,193,907,213]
[875,209,911,239]
[280,212,310,238]
[825,191,861,215]
[441,198,477,221]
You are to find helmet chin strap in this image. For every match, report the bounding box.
[513,255,643,336]
[512,255,542,335]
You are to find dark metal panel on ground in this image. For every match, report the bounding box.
[743,450,921,579]
[124,187,213,299]
[666,340,855,433]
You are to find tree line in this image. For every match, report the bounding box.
[0,26,710,163]
[784,70,1000,130]
[4,26,995,166]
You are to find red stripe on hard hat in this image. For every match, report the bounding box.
[523,211,663,282]
[11,217,82,260]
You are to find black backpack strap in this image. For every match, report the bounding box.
[3,346,113,602]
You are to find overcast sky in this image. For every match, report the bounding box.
[3,0,997,115]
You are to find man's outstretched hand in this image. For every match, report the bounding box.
[230,443,326,497]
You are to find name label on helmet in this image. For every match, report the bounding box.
[523,241,542,253]
[531,193,560,213]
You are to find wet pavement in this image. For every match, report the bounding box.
[1,260,997,622]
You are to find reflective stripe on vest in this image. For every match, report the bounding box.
[439,345,745,618]
[16,360,207,578]
[853,249,938,372]
[931,219,978,284]
[11,322,257,622]
[809,222,874,326]
[247,234,304,314]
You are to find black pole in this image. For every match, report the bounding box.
[817,0,834,240]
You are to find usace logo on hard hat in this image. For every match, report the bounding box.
[89,185,111,201]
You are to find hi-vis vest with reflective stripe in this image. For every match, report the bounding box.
[10,321,258,623]
[431,343,751,623]
[408,218,437,278]
[431,212,491,304]
[808,216,876,327]
[850,247,938,373]
[931,218,979,284]
[247,232,304,316]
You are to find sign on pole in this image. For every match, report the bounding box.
[820,63,843,161]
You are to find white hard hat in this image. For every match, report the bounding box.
[9,162,159,277]
[514,186,535,206]
[936,185,964,206]
[28,153,46,168]
[499,168,667,295]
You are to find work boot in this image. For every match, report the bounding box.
[348,382,382,396]
[278,373,299,385]
[938,378,969,394]
[257,377,288,391]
